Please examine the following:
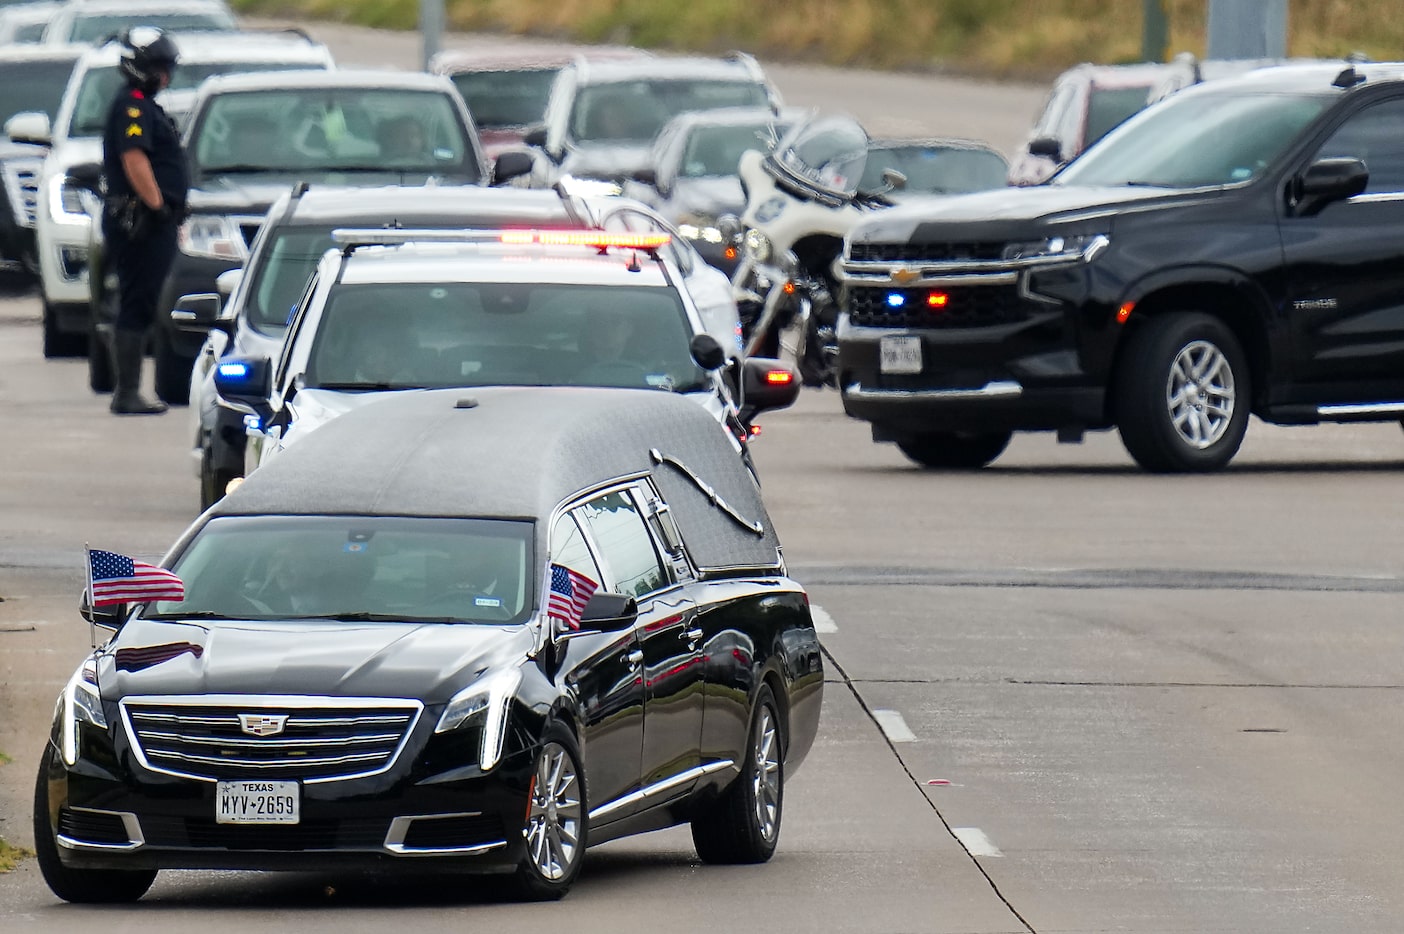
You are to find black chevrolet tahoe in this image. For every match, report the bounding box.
[838,62,1404,472]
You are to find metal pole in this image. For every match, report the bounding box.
[1142,0,1169,63]
[1207,0,1288,59]
[419,0,445,71]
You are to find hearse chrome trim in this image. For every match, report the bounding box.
[119,695,424,785]
[589,759,735,821]
[649,449,764,536]
[383,811,508,857]
[56,807,145,851]
[1317,400,1404,416]
[844,380,1024,402]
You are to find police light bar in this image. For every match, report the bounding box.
[330,228,503,248]
[498,230,672,249]
[329,228,673,251]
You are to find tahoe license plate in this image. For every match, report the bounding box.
[880,336,922,375]
[216,780,300,824]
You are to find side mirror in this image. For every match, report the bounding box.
[1292,157,1369,217]
[574,591,638,633]
[80,588,126,633]
[632,166,658,187]
[212,355,274,425]
[881,168,907,191]
[738,357,799,421]
[215,267,243,297]
[1027,136,1062,161]
[6,111,51,146]
[522,125,548,149]
[689,332,726,371]
[171,292,230,336]
[66,161,104,194]
[491,149,534,186]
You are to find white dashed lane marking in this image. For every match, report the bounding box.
[952,827,1004,857]
[810,604,838,633]
[872,708,917,743]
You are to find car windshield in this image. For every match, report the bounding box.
[861,143,1008,195]
[68,61,330,137]
[450,67,557,130]
[572,79,769,143]
[65,9,236,43]
[1083,84,1153,149]
[1055,89,1331,189]
[190,88,475,180]
[0,57,75,122]
[304,281,709,394]
[150,516,535,624]
[678,121,787,178]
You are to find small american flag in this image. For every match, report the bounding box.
[88,549,185,607]
[547,563,599,630]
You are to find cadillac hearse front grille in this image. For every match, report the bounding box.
[121,697,422,782]
[847,285,1028,329]
[848,241,1009,264]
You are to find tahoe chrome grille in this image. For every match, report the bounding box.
[848,240,1009,264]
[120,695,423,783]
[847,285,1028,329]
[2,158,42,227]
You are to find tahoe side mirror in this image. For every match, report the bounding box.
[738,357,800,421]
[1293,157,1369,217]
[171,292,230,336]
[6,111,51,146]
[80,588,126,634]
[632,167,658,187]
[570,591,638,634]
[66,161,104,194]
[212,355,274,426]
[215,267,243,297]
[881,168,907,191]
[689,333,726,371]
[1027,136,1062,161]
[491,149,534,186]
[522,125,548,149]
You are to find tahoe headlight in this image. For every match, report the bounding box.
[59,657,106,766]
[435,668,521,771]
[742,228,772,263]
[1002,233,1108,263]
[179,214,249,261]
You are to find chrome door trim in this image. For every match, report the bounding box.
[588,759,734,822]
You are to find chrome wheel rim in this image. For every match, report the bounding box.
[525,742,582,881]
[752,705,780,842]
[1166,339,1235,449]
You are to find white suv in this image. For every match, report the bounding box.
[213,226,798,478]
[11,31,332,356]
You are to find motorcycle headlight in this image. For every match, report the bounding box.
[59,657,106,766]
[743,228,772,263]
[179,214,249,261]
[1001,233,1108,263]
[435,668,521,771]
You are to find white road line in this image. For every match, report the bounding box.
[952,827,1004,858]
[872,708,917,743]
[810,605,838,633]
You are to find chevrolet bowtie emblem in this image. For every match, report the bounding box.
[890,267,921,285]
[238,714,288,737]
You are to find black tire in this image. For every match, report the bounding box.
[152,327,191,406]
[42,302,85,358]
[199,446,240,511]
[88,325,113,394]
[33,746,156,904]
[691,683,783,864]
[1114,312,1250,473]
[895,430,1012,469]
[796,300,837,388]
[508,726,587,901]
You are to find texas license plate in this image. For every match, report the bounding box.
[216,780,300,824]
[879,336,922,374]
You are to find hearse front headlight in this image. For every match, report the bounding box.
[435,668,521,771]
[59,657,106,766]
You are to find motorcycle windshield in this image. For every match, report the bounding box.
[768,115,869,200]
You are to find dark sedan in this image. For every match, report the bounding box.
[36,386,823,902]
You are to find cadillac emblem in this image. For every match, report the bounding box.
[890,267,922,285]
[238,714,289,737]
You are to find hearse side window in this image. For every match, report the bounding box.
[550,512,603,589]
[1315,97,1404,195]
[574,488,669,598]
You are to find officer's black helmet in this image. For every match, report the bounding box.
[118,26,179,91]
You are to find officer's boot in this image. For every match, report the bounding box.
[109,329,167,415]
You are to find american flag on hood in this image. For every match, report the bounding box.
[547,563,598,630]
[88,549,185,607]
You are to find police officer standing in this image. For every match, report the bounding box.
[101,27,187,415]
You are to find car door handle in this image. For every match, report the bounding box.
[624,649,644,666]
[682,627,703,642]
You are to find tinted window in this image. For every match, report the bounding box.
[1057,90,1330,189]
[575,490,667,597]
[450,68,558,130]
[248,226,334,333]
[1315,97,1404,195]
[155,516,534,624]
[0,58,75,122]
[305,281,706,393]
[571,79,769,142]
[13,22,47,42]
[861,144,1008,195]
[678,121,787,178]
[67,9,236,43]
[550,513,603,591]
[1082,85,1153,150]
[191,88,473,179]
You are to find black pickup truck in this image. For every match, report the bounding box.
[838,61,1404,472]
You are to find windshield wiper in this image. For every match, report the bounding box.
[300,612,464,623]
[143,611,242,620]
[313,383,426,391]
[200,164,284,174]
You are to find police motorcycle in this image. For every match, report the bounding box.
[726,114,902,386]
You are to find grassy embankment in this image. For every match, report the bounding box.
[0,750,28,872]
[232,0,1404,78]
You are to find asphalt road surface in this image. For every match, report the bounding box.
[5,22,1404,934]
